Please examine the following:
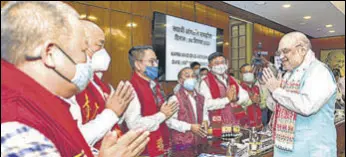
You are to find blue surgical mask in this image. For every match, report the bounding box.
[183,78,197,91]
[144,66,158,80]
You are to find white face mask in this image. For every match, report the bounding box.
[53,46,93,92]
[212,64,227,75]
[183,78,197,91]
[91,48,111,72]
[243,73,255,83]
[71,55,93,92]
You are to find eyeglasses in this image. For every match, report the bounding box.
[183,73,197,78]
[213,60,226,65]
[138,59,159,66]
[278,44,302,55]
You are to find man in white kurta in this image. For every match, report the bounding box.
[263,32,337,157]
[198,52,250,131]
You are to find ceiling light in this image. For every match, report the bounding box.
[255,1,266,5]
[329,30,335,33]
[126,22,137,28]
[325,24,333,28]
[316,28,322,31]
[282,4,291,8]
[303,16,311,19]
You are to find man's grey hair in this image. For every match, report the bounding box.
[1,1,79,65]
[279,32,312,51]
[128,45,154,69]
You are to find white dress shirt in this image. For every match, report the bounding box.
[123,81,167,132]
[198,73,250,112]
[166,90,209,133]
[266,50,337,116]
[63,79,119,147]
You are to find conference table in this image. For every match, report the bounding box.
[170,118,345,157]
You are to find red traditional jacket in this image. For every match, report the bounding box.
[75,74,122,149]
[130,72,170,157]
[171,87,205,148]
[240,82,262,127]
[203,72,248,136]
[1,59,93,157]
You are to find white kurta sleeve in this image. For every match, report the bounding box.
[272,65,337,116]
[65,95,119,146]
[165,96,192,133]
[203,99,210,125]
[80,109,119,146]
[123,88,166,132]
[236,82,251,106]
[199,80,230,111]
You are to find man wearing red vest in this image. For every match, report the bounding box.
[124,46,178,157]
[199,52,250,137]
[166,67,207,156]
[63,20,133,151]
[1,2,149,157]
[240,64,263,129]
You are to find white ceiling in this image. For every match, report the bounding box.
[224,1,345,38]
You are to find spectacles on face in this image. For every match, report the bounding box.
[212,60,226,65]
[278,44,302,56]
[137,59,159,66]
[183,73,197,79]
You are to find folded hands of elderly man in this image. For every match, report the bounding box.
[262,68,282,93]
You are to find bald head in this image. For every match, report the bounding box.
[278,32,311,52]
[81,20,105,56]
[277,32,312,71]
[1,1,80,65]
[1,1,91,98]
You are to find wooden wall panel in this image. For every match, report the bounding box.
[253,23,286,60]
[132,16,152,46]
[181,1,195,21]
[107,11,132,86]
[132,1,151,17]
[195,3,207,24]
[151,1,167,14]
[311,36,345,59]
[67,2,88,17]
[110,1,131,12]
[167,1,181,17]
[84,1,110,9]
[206,7,217,27]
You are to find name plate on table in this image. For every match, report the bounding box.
[219,143,249,157]
[242,137,274,152]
